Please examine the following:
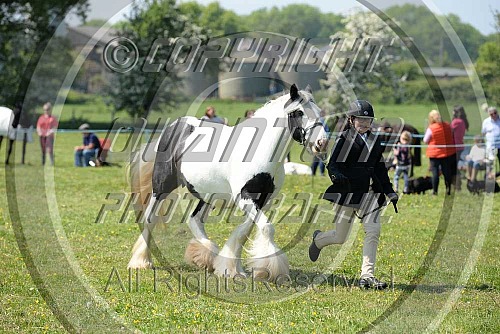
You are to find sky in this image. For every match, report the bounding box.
[68,0,499,36]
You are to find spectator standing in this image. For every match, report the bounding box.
[481,107,500,167]
[393,131,412,193]
[450,105,469,190]
[423,110,456,195]
[36,102,58,165]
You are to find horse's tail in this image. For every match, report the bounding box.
[127,144,155,212]
[126,146,156,269]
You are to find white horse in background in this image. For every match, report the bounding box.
[0,106,18,164]
[0,107,14,135]
[128,84,328,280]
[284,161,315,175]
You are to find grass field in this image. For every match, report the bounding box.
[1,99,498,333]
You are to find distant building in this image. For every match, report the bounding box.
[65,25,118,93]
[216,38,327,100]
[62,28,329,100]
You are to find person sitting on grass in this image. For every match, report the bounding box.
[244,109,255,119]
[465,135,487,181]
[74,123,101,167]
[201,106,226,124]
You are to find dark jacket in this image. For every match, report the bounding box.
[323,128,394,208]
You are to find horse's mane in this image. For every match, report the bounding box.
[251,94,289,118]
[235,89,311,125]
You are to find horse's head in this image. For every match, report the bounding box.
[284,84,329,157]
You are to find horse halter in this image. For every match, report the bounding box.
[287,109,324,146]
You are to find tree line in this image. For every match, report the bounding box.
[0,0,498,121]
[172,2,490,66]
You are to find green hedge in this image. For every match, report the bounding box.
[65,89,96,105]
[401,77,477,104]
[356,77,478,105]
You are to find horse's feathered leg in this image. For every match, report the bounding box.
[213,172,289,280]
[240,200,289,282]
[214,171,290,279]
[184,200,219,271]
[213,213,254,278]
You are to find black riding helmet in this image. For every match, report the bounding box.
[346,100,374,118]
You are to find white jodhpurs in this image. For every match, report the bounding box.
[313,197,382,279]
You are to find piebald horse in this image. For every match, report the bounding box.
[128,84,328,280]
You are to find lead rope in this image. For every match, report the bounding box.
[353,200,398,219]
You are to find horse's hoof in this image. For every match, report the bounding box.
[213,266,247,279]
[247,227,289,282]
[247,253,290,282]
[213,254,246,278]
[127,258,153,269]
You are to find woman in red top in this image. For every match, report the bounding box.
[423,110,456,195]
[450,105,469,190]
[36,102,58,165]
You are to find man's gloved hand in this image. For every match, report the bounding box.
[330,172,349,187]
[387,192,399,213]
[387,192,399,204]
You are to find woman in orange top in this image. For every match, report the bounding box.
[36,102,58,165]
[423,110,456,195]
